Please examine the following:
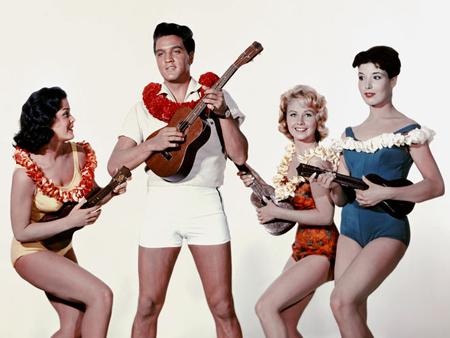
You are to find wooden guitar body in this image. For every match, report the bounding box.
[236,163,296,236]
[145,106,211,182]
[39,166,131,251]
[40,187,100,251]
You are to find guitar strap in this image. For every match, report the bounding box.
[211,114,227,159]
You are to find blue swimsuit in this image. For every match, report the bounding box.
[341,123,421,247]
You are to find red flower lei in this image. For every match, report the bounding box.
[13,142,97,203]
[142,72,219,122]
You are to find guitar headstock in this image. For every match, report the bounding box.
[113,166,132,183]
[234,41,263,68]
[296,163,324,177]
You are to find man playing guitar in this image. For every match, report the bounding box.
[107,22,247,338]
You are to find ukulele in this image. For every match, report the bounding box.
[236,163,296,236]
[296,163,415,218]
[145,41,264,182]
[40,166,131,251]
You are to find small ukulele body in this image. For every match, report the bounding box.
[145,107,211,182]
[40,166,131,251]
[236,163,296,236]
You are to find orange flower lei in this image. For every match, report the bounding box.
[13,142,97,203]
[142,72,219,122]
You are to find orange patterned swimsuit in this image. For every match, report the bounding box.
[290,182,339,264]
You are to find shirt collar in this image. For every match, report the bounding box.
[159,77,202,102]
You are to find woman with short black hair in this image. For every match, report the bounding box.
[318,46,445,338]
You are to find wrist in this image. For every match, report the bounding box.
[144,139,156,153]
[384,186,396,200]
[216,107,231,119]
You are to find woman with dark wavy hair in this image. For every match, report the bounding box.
[10,87,126,338]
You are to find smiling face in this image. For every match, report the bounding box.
[286,98,318,143]
[50,98,75,142]
[154,35,193,84]
[357,62,397,108]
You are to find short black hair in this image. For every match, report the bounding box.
[13,87,67,153]
[153,22,195,54]
[352,46,401,78]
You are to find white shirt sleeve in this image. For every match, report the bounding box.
[119,102,145,144]
[223,90,245,126]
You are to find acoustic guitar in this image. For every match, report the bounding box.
[296,163,415,219]
[40,166,131,251]
[145,41,264,182]
[236,163,296,236]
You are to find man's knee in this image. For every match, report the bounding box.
[136,294,165,320]
[209,296,236,320]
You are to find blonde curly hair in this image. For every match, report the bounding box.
[278,85,328,141]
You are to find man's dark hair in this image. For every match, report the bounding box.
[14,87,67,153]
[352,46,401,78]
[153,22,195,54]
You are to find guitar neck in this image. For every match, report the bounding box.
[297,164,368,190]
[83,166,131,208]
[181,65,239,131]
[235,163,271,197]
[83,182,118,208]
[179,41,263,132]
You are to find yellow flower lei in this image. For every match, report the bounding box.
[272,142,340,201]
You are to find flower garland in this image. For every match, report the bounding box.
[142,72,220,122]
[13,142,97,203]
[338,126,435,153]
[272,142,340,201]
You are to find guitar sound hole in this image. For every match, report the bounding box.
[162,151,172,160]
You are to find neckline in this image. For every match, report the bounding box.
[349,123,420,141]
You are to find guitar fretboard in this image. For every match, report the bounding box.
[297,164,368,190]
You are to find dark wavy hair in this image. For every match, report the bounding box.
[153,22,195,54]
[352,46,401,78]
[13,87,67,153]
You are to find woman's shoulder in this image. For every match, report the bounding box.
[12,166,35,191]
[72,142,96,170]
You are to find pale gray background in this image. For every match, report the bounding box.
[1,0,449,337]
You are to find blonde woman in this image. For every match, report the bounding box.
[240,85,339,338]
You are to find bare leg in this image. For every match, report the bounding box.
[14,251,113,338]
[330,236,407,338]
[255,255,330,338]
[189,242,242,338]
[333,236,367,320]
[45,249,84,338]
[278,258,316,338]
[279,292,314,338]
[131,246,181,338]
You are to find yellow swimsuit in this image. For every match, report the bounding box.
[11,143,82,265]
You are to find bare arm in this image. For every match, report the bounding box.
[203,87,248,164]
[219,117,248,165]
[357,142,444,206]
[256,158,335,226]
[107,128,184,175]
[329,154,350,207]
[10,169,100,242]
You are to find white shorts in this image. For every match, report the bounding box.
[140,186,230,248]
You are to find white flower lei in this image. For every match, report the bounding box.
[337,126,435,153]
[272,142,341,201]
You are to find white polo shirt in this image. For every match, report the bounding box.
[120,77,244,188]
